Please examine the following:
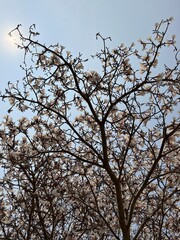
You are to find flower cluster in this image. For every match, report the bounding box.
[0,18,179,239]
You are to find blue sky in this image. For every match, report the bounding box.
[0,0,179,118]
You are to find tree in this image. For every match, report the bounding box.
[0,18,179,239]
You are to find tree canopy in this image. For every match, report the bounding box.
[0,18,180,239]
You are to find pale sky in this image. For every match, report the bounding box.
[0,0,179,118]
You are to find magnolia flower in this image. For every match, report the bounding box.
[152,59,158,68]
[139,63,147,74]
[20,105,28,112]
[52,188,60,197]
[1,216,11,224]
[137,91,146,96]
[55,48,60,54]
[155,35,163,43]
[155,23,160,29]
[18,117,30,130]
[124,134,129,143]
[66,51,71,56]
[156,73,164,81]
[76,62,84,70]
[60,45,65,51]
[33,115,40,121]
[8,97,15,105]
[3,115,13,125]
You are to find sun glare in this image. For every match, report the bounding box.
[1,25,21,56]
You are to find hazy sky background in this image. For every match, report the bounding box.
[0,0,179,119]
